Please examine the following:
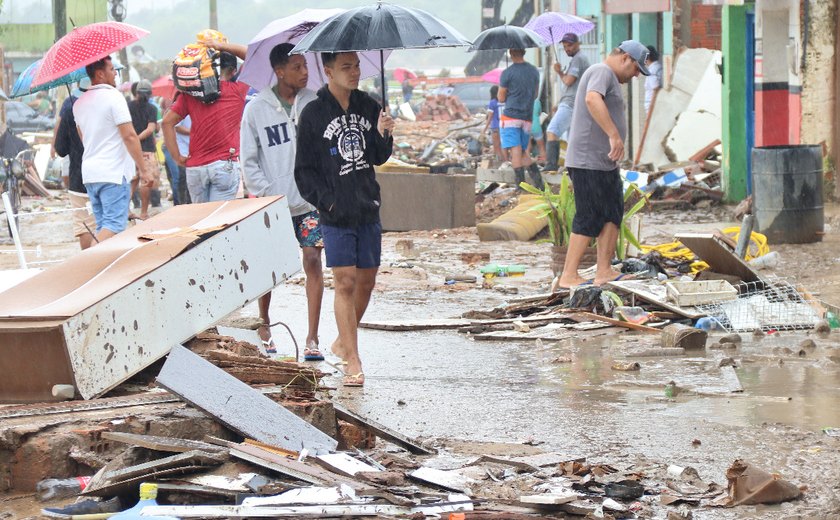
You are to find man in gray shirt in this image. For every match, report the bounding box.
[553,40,649,291]
[499,48,542,189]
[545,33,590,172]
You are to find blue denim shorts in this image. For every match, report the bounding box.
[321,221,381,269]
[85,180,130,234]
[547,103,574,139]
[500,126,530,150]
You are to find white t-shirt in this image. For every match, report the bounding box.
[73,84,135,184]
[644,61,663,113]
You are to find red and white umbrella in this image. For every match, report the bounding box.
[32,21,149,87]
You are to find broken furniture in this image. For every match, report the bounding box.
[0,197,300,403]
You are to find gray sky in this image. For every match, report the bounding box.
[123,0,525,71]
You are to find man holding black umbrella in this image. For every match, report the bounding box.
[498,48,542,190]
[294,51,394,387]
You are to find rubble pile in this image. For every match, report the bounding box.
[392,116,487,168]
[415,93,472,122]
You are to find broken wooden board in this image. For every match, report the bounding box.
[360,313,574,332]
[569,312,661,333]
[316,452,381,478]
[676,232,761,283]
[230,443,364,490]
[157,345,337,453]
[85,465,212,497]
[409,467,470,493]
[472,324,620,342]
[720,366,744,393]
[101,431,227,455]
[360,318,472,331]
[104,451,226,483]
[606,280,706,319]
[519,491,578,506]
[142,498,474,518]
[333,403,434,455]
[471,452,585,472]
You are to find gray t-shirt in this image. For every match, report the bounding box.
[566,63,626,171]
[559,52,590,107]
[499,62,540,121]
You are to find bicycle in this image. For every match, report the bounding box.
[1,149,32,238]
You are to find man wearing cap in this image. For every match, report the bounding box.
[128,79,160,220]
[553,40,649,291]
[498,48,542,189]
[545,32,590,172]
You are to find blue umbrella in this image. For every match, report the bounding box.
[10,59,123,98]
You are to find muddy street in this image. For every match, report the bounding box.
[2,197,840,518]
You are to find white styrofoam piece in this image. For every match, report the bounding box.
[685,52,723,117]
[666,111,722,162]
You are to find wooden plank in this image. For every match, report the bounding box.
[519,491,578,505]
[360,318,471,331]
[409,467,469,493]
[230,444,366,490]
[84,465,208,497]
[157,345,337,453]
[316,453,381,477]
[571,312,661,333]
[676,232,761,283]
[142,499,474,518]
[606,280,707,319]
[101,451,226,484]
[333,403,434,455]
[472,324,618,342]
[101,431,227,455]
[720,366,744,393]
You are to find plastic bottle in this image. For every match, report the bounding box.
[35,476,92,501]
[110,483,179,519]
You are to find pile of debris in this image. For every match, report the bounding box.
[392,116,487,169]
[18,331,804,519]
[415,93,472,122]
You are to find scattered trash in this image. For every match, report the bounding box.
[480,263,527,278]
[662,323,708,350]
[611,361,641,372]
[717,459,802,506]
[604,479,645,499]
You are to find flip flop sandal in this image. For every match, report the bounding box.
[342,373,365,387]
[262,338,277,354]
[304,342,325,361]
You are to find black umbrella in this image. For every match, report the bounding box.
[468,25,547,52]
[291,1,471,108]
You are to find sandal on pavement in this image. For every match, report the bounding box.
[262,338,277,354]
[303,341,325,361]
[342,373,365,387]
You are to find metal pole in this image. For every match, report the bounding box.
[734,214,755,259]
[209,0,218,30]
[53,0,67,41]
[379,49,387,109]
[2,192,27,269]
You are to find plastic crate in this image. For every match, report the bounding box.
[665,280,737,307]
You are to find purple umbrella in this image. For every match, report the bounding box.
[239,8,387,91]
[525,12,595,60]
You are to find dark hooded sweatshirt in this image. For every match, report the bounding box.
[294,86,393,227]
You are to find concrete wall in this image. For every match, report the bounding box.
[378,172,476,232]
[799,0,836,154]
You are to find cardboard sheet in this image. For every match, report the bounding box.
[0,198,281,319]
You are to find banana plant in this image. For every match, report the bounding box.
[617,184,651,260]
[520,172,575,247]
[520,176,650,256]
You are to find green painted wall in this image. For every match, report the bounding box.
[721,4,748,202]
[632,13,658,48]
[662,11,673,56]
[575,0,601,17]
[0,0,107,53]
[605,14,630,51]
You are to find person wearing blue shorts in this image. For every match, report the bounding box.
[295,51,395,387]
[73,56,152,242]
[499,48,542,190]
